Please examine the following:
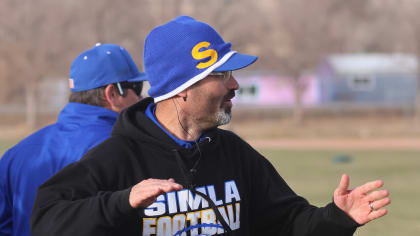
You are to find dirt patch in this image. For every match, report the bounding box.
[229,115,420,139]
[228,115,420,150]
[1,114,420,151]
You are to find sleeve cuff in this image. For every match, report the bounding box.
[329,201,362,228]
[114,187,138,216]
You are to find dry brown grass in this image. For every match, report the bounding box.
[229,111,420,140]
[2,110,420,150]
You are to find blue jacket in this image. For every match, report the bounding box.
[0,102,119,236]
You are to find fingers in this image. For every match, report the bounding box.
[366,191,391,222]
[359,180,384,194]
[366,189,389,202]
[147,179,182,192]
[370,197,391,211]
[335,174,350,195]
[129,178,183,208]
[368,208,388,221]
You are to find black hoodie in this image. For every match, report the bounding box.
[31,98,359,236]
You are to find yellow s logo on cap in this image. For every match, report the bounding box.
[191,42,218,69]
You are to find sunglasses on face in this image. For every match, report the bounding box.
[114,81,143,97]
[209,71,232,81]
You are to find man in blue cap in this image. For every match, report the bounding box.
[31,17,390,236]
[0,43,146,236]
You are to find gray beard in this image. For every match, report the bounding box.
[215,110,232,126]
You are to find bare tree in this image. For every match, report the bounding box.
[2,0,420,129]
[264,0,347,123]
[264,0,405,123]
[0,0,159,128]
[0,0,52,127]
[399,0,420,126]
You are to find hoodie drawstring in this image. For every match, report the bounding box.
[172,149,232,235]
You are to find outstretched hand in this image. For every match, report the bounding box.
[333,174,391,225]
[129,178,183,208]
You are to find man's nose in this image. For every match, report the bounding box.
[227,76,239,90]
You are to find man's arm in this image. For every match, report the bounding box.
[31,162,182,236]
[291,174,390,235]
[0,186,12,236]
[249,152,388,236]
[0,152,13,236]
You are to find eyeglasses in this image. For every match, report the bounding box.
[114,81,143,97]
[209,71,232,81]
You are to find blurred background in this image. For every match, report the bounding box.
[0,0,419,235]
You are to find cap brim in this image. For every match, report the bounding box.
[213,53,258,72]
[126,72,148,82]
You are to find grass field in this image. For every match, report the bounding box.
[1,140,419,235]
[260,148,420,236]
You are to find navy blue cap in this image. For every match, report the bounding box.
[69,43,147,92]
[144,16,258,102]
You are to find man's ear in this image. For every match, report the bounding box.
[104,84,119,109]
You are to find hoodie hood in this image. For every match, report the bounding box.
[112,98,177,149]
[111,97,217,155]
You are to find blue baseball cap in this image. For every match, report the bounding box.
[69,43,147,92]
[144,16,258,102]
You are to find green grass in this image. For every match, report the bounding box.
[1,140,419,235]
[260,149,420,236]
